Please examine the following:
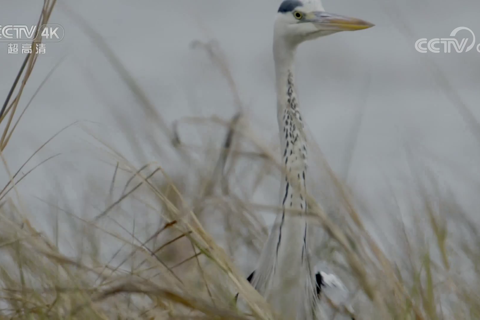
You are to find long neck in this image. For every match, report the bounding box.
[256,39,313,318]
[274,40,297,117]
[273,39,308,221]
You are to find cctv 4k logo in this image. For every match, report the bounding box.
[0,24,64,42]
[415,27,480,53]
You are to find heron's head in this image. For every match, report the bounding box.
[274,0,374,46]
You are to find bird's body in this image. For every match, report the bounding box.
[247,1,373,319]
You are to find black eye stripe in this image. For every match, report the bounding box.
[278,0,303,13]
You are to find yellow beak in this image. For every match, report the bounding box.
[309,11,374,31]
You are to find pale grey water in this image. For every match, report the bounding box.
[1,0,480,266]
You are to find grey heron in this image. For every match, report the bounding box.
[244,0,373,319]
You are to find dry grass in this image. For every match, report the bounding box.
[0,2,479,319]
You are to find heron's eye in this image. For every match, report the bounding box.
[292,11,303,20]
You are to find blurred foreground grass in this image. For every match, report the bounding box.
[1,2,480,319]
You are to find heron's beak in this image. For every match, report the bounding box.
[309,11,374,31]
